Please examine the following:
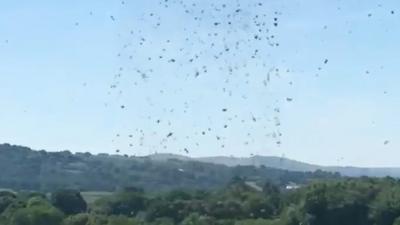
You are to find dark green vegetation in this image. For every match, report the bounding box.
[2,178,400,225]
[0,144,339,192]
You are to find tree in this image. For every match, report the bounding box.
[180,213,215,225]
[61,213,89,225]
[369,186,400,225]
[301,181,372,225]
[10,197,64,225]
[393,217,400,225]
[242,194,275,219]
[106,215,142,225]
[146,198,187,222]
[92,191,145,217]
[0,191,16,214]
[51,190,87,215]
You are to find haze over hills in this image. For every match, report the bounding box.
[0,144,339,192]
[1,143,400,193]
[148,153,400,178]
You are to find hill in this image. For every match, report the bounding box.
[195,155,319,171]
[145,153,400,177]
[0,144,338,192]
[193,155,400,177]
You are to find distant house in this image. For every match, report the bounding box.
[285,182,301,190]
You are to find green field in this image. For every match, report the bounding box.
[81,191,113,204]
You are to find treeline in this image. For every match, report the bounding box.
[0,144,339,192]
[2,177,400,225]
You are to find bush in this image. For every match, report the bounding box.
[51,190,87,215]
[10,197,64,225]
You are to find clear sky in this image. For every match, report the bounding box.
[0,0,399,167]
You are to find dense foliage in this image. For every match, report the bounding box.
[2,177,400,224]
[0,144,339,192]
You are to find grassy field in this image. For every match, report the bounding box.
[0,188,16,193]
[81,191,113,204]
[1,188,112,204]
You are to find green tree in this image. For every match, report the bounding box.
[51,190,87,215]
[301,181,372,225]
[93,191,145,217]
[180,213,215,225]
[0,191,16,214]
[393,217,400,225]
[370,186,400,225]
[62,213,89,225]
[10,197,64,225]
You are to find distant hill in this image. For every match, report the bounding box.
[193,155,400,178]
[2,143,398,193]
[195,155,319,171]
[144,153,400,178]
[0,144,339,192]
[146,153,191,161]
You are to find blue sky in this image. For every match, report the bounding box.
[0,0,399,167]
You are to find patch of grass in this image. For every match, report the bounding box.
[81,191,113,204]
